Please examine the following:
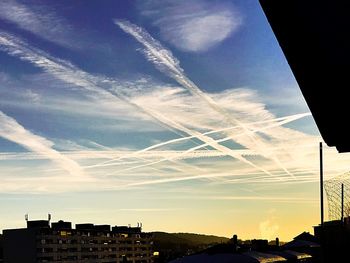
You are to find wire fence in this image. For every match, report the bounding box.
[324,172,350,221]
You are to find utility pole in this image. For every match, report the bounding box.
[320,142,324,226]
[341,183,344,223]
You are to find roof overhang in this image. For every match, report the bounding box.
[259,0,350,152]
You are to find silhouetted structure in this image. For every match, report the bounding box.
[283,232,320,262]
[251,239,268,251]
[0,233,3,263]
[169,234,314,263]
[3,219,153,263]
[314,217,350,263]
[259,0,350,153]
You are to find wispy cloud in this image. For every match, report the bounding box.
[96,113,311,177]
[0,73,166,133]
[115,20,298,177]
[23,89,41,103]
[139,0,242,52]
[89,113,310,169]
[0,0,77,48]
[1,31,271,178]
[1,27,350,195]
[0,150,239,162]
[119,208,181,212]
[0,111,85,178]
[0,32,199,138]
[201,196,317,203]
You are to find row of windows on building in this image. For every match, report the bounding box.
[39,238,151,245]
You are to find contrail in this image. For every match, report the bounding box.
[113,111,310,175]
[122,170,318,188]
[115,20,247,126]
[117,99,275,176]
[88,112,310,169]
[0,33,208,154]
[115,20,294,177]
[0,33,189,141]
[0,32,302,180]
[84,149,255,169]
[103,112,310,173]
[110,105,274,176]
[0,150,235,161]
[0,111,85,178]
[0,33,268,176]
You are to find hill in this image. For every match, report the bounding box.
[171,232,229,245]
[152,232,229,248]
[152,232,229,262]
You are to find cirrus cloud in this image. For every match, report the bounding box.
[140,0,242,52]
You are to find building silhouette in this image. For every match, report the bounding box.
[168,234,315,263]
[3,219,153,263]
[314,216,350,263]
[0,233,3,263]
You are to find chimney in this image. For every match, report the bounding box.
[232,234,238,252]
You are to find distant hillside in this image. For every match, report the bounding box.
[152,232,229,249]
[172,233,229,245]
[152,232,230,262]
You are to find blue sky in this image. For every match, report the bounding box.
[1,0,349,241]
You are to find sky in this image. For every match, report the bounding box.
[1,0,350,241]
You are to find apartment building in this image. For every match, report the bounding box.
[3,219,153,263]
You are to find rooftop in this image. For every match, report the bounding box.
[260,0,350,152]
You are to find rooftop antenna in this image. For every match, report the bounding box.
[320,142,324,226]
[48,213,51,224]
[25,214,29,222]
